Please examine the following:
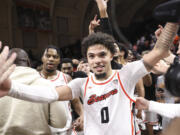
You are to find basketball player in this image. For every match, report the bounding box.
[39,46,84,134]
[0,22,179,135]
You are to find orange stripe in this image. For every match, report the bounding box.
[51,71,60,82]
[117,73,135,102]
[84,77,89,97]
[62,73,68,84]
[73,128,78,135]
[130,101,134,135]
[136,130,141,135]
[91,71,117,85]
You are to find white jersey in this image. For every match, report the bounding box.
[49,70,68,86]
[41,70,72,133]
[68,60,148,135]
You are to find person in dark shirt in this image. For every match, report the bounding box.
[60,58,87,79]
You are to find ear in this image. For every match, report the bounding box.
[110,53,113,61]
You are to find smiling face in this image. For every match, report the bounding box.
[87,44,113,80]
[42,48,60,73]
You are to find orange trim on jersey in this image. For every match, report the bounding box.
[136,130,141,135]
[84,77,89,97]
[51,71,60,82]
[73,128,78,135]
[62,73,68,84]
[91,71,117,85]
[130,101,134,135]
[117,73,135,103]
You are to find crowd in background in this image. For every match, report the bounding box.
[0,0,180,135]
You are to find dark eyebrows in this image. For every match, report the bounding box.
[87,50,107,56]
[44,52,59,57]
[99,51,106,55]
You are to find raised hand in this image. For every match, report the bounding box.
[89,15,100,34]
[0,42,16,97]
[95,0,109,10]
[155,25,163,40]
[95,0,109,18]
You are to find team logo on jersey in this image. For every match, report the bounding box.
[87,89,118,105]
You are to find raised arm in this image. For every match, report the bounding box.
[143,23,179,72]
[89,0,113,35]
[89,15,100,35]
[154,24,176,65]
[96,0,113,35]
[96,0,108,18]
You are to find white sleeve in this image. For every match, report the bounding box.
[67,78,87,99]
[149,101,180,118]
[119,60,148,95]
[50,101,68,128]
[50,101,72,131]
[8,81,59,103]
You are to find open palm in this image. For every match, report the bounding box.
[0,42,16,97]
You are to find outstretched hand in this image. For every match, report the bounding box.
[135,97,150,110]
[0,42,16,97]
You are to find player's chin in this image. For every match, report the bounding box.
[95,72,106,79]
[48,67,55,71]
[46,68,55,73]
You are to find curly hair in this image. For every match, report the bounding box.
[81,32,116,57]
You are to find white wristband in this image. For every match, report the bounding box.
[8,81,59,103]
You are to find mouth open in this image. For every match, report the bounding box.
[47,63,55,68]
[94,65,104,72]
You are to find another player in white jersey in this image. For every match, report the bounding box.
[41,70,73,135]
[0,23,179,135]
[39,46,83,135]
